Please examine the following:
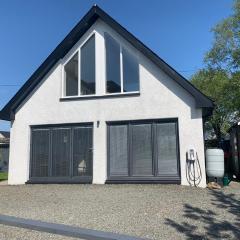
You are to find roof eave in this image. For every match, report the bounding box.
[0,110,10,121]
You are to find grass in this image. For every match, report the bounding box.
[0,172,8,181]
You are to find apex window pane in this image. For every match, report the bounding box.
[105,33,121,93]
[65,52,79,96]
[81,35,95,95]
[52,128,70,177]
[132,124,153,176]
[157,123,178,175]
[122,48,139,92]
[73,127,93,176]
[109,125,128,176]
[31,129,50,177]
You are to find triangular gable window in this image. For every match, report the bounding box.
[105,33,139,94]
[63,34,96,97]
[62,32,139,98]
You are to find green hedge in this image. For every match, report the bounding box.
[0,172,8,181]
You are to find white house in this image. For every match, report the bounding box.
[0,6,213,187]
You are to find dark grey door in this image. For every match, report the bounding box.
[30,124,93,183]
[156,122,178,176]
[52,128,71,177]
[131,124,153,176]
[107,119,180,183]
[31,129,50,178]
[72,126,93,177]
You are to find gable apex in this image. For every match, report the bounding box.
[0,5,213,121]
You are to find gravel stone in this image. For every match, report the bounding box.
[0,184,239,239]
[0,224,79,240]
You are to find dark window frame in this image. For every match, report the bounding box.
[29,122,93,184]
[106,118,181,184]
[30,128,50,178]
[131,123,154,177]
[51,127,71,177]
[108,124,128,176]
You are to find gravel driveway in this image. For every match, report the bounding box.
[0,183,239,240]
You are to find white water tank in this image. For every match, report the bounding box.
[206,148,224,178]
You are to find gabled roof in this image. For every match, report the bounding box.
[0,5,213,121]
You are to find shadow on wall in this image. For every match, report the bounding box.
[165,189,240,239]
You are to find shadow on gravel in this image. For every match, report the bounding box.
[165,190,240,239]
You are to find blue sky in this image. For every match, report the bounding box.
[0,0,233,131]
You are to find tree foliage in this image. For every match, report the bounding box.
[191,0,240,142]
[205,0,240,70]
[191,69,231,141]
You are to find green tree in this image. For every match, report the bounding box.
[191,69,231,142]
[191,0,240,143]
[227,72,240,112]
[205,0,240,71]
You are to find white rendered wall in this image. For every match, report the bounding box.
[8,20,206,187]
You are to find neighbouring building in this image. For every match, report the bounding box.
[0,131,10,172]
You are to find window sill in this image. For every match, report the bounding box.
[60,92,140,101]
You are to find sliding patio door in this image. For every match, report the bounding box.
[72,126,93,177]
[107,119,180,183]
[52,128,71,177]
[109,124,128,176]
[131,124,153,176]
[30,124,93,183]
[156,122,178,176]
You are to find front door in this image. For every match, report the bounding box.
[30,124,93,183]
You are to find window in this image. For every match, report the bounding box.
[63,34,95,97]
[81,35,95,95]
[108,120,180,181]
[132,124,153,176]
[52,128,71,177]
[105,33,121,93]
[31,129,50,177]
[109,125,128,176]
[105,33,139,94]
[156,123,178,175]
[63,33,139,97]
[122,48,139,92]
[64,52,79,96]
[73,127,93,176]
